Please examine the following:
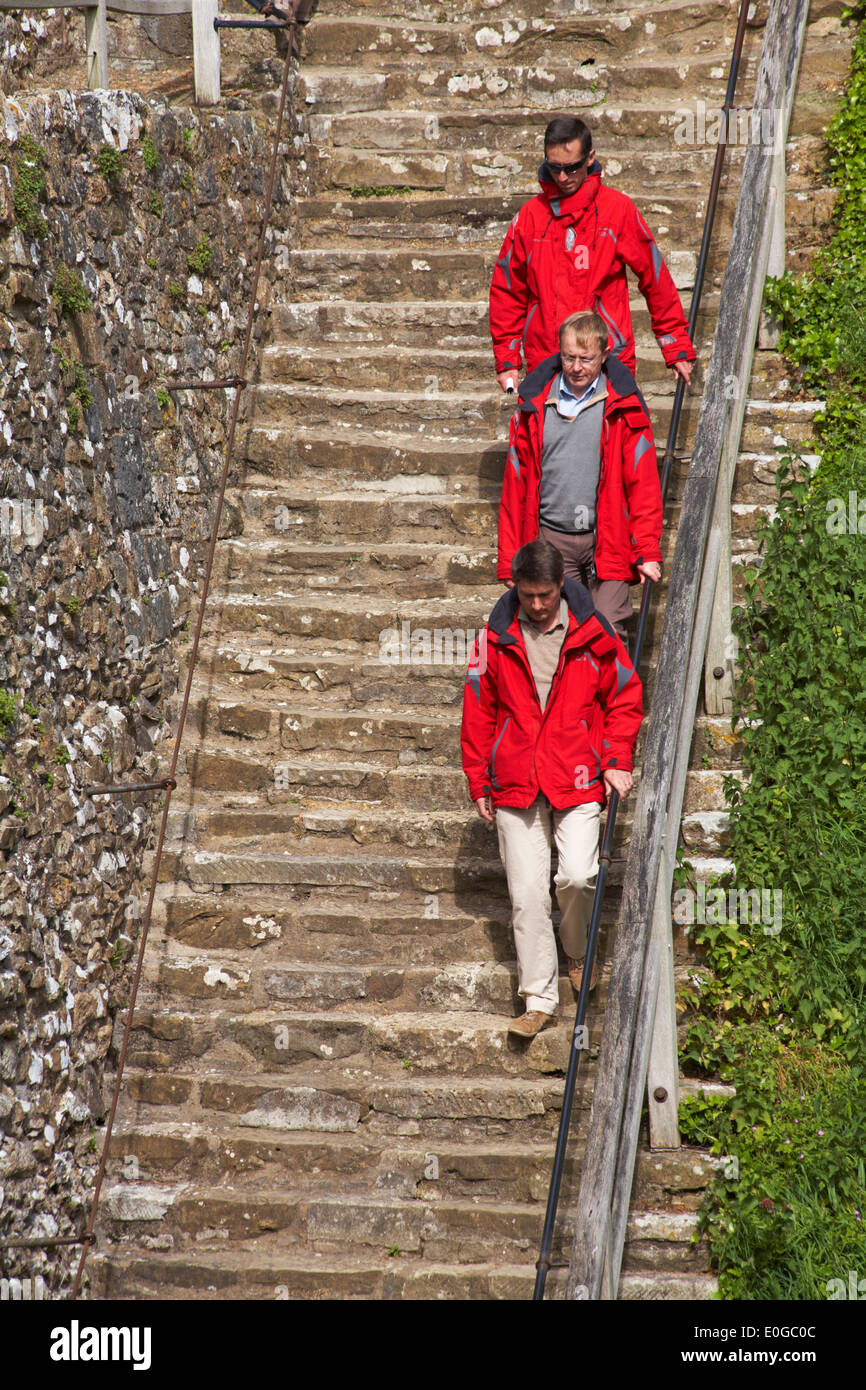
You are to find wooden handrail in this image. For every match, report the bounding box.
[566,0,812,1301]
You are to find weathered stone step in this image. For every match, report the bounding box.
[215,538,498,592]
[199,586,499,641]
[304,40,847,145]
[240,424,804,508]
[122,1066,573,1141]
[314,0,749,17]
[158,891,515,964]
[125,1001,601,1078]
[92,1244,718,1300]
[306,144,730,202]
[242,385,817,455]
[259,338,723,396]
[107,1116,717,1207]
[148,952,599,1013]
[268,291,710,351]
[98,1178,708,1270]
[296,187,733,249]
[297,7,772,70]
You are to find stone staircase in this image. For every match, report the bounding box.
[89,0,848,1299]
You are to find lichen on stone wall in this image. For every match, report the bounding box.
[0,85,288,1295]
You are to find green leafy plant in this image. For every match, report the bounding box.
[52,265,91,317]
[187,234,213,275]
[73,362,93,409]
[156,387,171,409]
[12,134,47,237]
[349,184,413,199]
[167,281,185,301]
[149,191,164,218]
[95,142,125,187]
[0,689,18,731]
[53,747,70,765]
[141,134,159,174]
[63,595,82,616]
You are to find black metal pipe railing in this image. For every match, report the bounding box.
[532,0,753,1301]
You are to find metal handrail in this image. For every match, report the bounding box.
[533,0,756,1301]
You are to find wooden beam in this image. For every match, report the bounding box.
[703,503,734,715]
[192,0,220,106]
[85,0,108,89]
[565,0,810,1302]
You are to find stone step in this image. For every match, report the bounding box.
[240,423,806,507]
[260,337,787,395]
[305,140,750,199]
[241,383,819,453]
[124,999,603,1077]
[154,815,737,896]
[97,1178,708,1268]
[90,1248,717,1301]
[312,0,739,17]
[158,891,514,964]
[121,1066,575,1141]
[147,952,604,1013]
[295,187,731,249]
[304,38,847,146]
[267,291,713,350]
[298,10,745,68]
[105,1118,717,1206]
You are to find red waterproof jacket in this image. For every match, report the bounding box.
[461,580,643,810]
[497,354,662,584]
[489,162,696,376]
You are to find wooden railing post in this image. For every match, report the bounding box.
[85,0,108,88]
[192,0,220,105]
[703,504,734,715]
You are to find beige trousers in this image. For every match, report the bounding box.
[495,796,601,1015]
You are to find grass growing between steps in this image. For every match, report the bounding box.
[677,14,866,1300]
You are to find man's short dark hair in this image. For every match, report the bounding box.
[544,117,592,156]
[512,538,564,586]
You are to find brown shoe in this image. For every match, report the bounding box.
[507,1009,557,1038]
[567,956,598,992]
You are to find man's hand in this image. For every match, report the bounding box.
[497,370,519,394]
[637,560,662,585]
[603,768,633,799]
[474,794,495,823]
[671,359,694,385]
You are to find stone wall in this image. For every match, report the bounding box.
[0,85,294,1294]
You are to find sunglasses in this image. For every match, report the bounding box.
[545,155,590,176]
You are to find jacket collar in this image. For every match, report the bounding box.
[517,354,650,422]
[537,161,603,218]
[488,577,599,644]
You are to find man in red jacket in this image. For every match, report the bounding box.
[461,538,642,1037]
[490,115,696,392]
[499,310,662,640]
